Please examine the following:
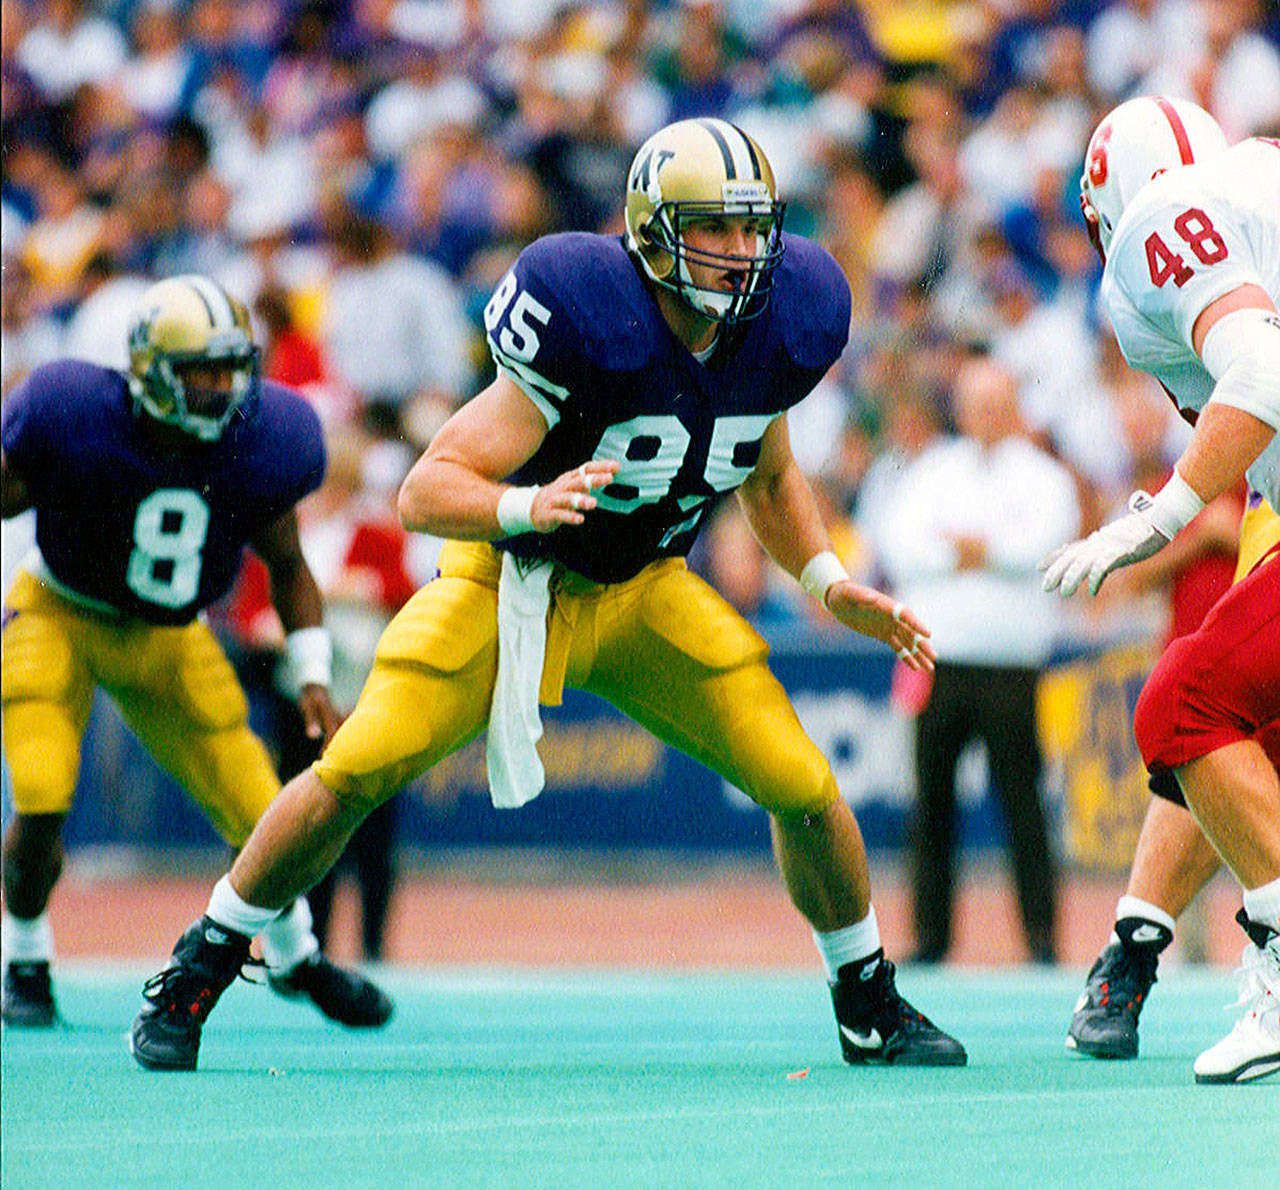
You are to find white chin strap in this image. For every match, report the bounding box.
[675,253,749,320]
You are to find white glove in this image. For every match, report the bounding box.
[1040,490,1174,597]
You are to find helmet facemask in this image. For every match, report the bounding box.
[136,339,260,442]
[643,194,786,322]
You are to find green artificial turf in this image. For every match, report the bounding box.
[2,963,1274,1189]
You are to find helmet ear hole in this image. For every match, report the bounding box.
[638,211,678,279]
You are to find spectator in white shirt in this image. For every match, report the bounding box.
[59,254,151,370]
[322,208,474,433]
[1142,0,1280,139]
[875,356,1081,964]
[114,2,198,122]
[363,43,488,162]
[16,0,127,104]
[1084,0,1203,102]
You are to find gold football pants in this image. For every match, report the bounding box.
[1,570,280,844]
[315,541,840,818]
[1236,496,1280,582]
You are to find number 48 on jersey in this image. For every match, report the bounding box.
[1145,207,1229,289]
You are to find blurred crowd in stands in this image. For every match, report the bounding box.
[5,0,1280,643]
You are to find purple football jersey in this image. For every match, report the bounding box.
[483,232,851,582]
[2,361,325,624]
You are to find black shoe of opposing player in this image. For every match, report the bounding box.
[1066,916,1171,1060]
[831,951,967,1066]
[2,960,59,1027]
[130,916,252,1071]
[268,952,393,1028]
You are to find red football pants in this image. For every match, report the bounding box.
[1134,548,1280,773]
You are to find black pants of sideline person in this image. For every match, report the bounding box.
[911,661,1057,964]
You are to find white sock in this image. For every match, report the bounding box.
[1,910,54,965]
[813,907,881,981]
[259,897,320,973]
[1242,875,1280,935]
[1113,895,1176,943]
[207,875,288,939]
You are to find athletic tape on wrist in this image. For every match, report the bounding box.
[799,550,849,607]
[497,485,540,536]
[1137,469,1205,540]
[284,627,332,690]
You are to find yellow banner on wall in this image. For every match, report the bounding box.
[1038,643,1159,873]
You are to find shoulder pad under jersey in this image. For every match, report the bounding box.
[1,359,125,470]
[504,233,665,370]
[770,234,852,373]
[1105,170,1265,353]
[225,380,327,510]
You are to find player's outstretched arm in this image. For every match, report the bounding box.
[252,509,342,744]
[1043,285,1279,598]
[0,451,34,519]
[398,372,617,539]
[736,415,935,671]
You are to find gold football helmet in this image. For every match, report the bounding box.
[126,275,260,441]
[625,118,785,322]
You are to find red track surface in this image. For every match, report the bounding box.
[45,861,1247,968]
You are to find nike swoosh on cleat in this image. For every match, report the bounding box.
[840,1024,883,1049]
[1129,925,1166,943]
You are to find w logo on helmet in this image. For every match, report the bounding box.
[629,148,675,197]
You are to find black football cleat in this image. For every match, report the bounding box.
[2,960,59,1027]
[1066,916,1171,1060]
[130,916,253,1071]
[831,951,967,1066]
[268,952,393,1028]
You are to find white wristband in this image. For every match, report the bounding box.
[497,485,540,536]
[1133,469,1205,540]
[283,627,333,692]
[799,550,849,607]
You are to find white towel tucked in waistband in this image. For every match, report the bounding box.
[486,551,553,808]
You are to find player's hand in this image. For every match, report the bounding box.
[825,581,937,672]
[530,460,620,532]
[1040,496,1173,597]
[298,683,342,747]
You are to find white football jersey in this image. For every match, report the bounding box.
[1103,138,1280,512]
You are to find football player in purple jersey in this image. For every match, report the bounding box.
[1,275,392,1035]
[132,121,966,1072]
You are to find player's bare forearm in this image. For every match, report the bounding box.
[0,452,34,519]
[397,374,548,538]
[400,454,513,539]
[254,509,340,741]
[737,463,831,580]
[254,511,325,632]
[736,415,832,579]
[1174,402,1274,507]
[399,374,618,539]
[401,451,619,539]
